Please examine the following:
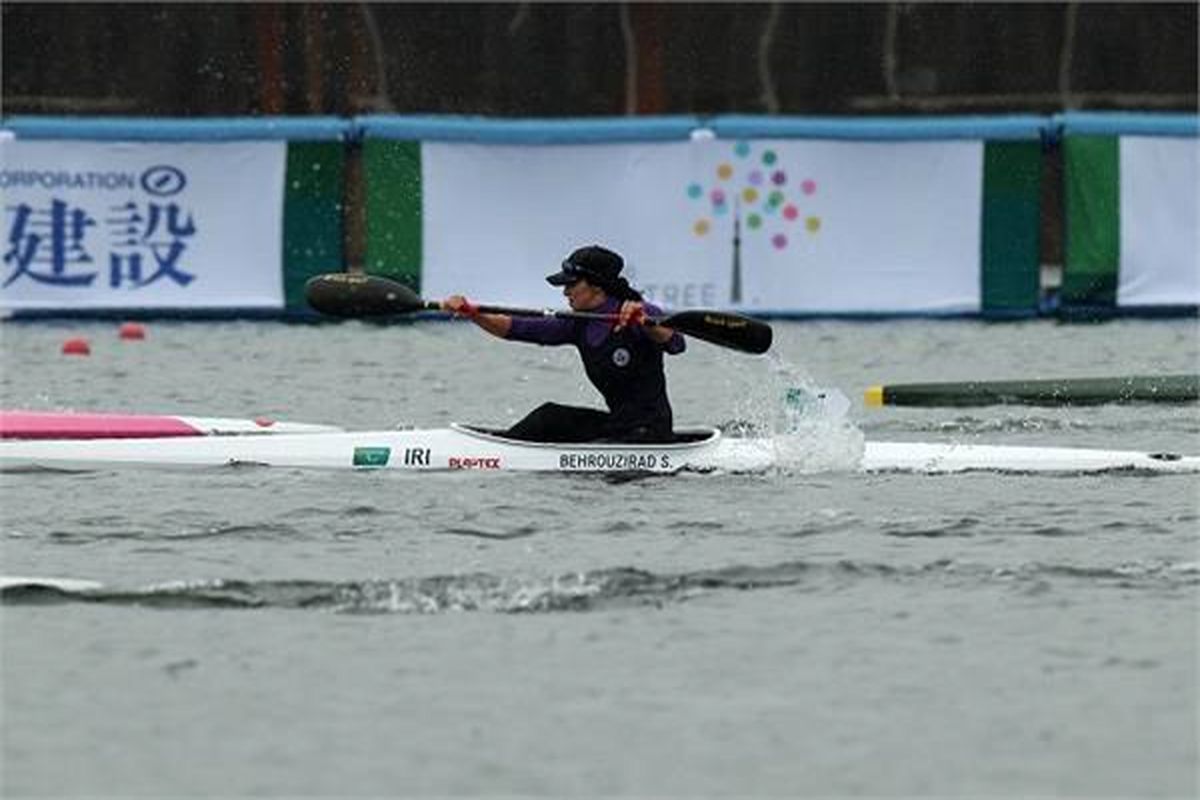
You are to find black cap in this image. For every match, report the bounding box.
[546,245,625,289]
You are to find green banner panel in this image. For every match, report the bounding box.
[980,140,1042,314]
[283,141,345,310]
[364,140,422,291]
[1061,135,1120,307]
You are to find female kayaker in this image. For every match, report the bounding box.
[441,245,685,443]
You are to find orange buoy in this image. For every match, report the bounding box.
[118,322,146,340]
[61,337,91,356]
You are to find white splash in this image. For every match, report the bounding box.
[762,356,865,473]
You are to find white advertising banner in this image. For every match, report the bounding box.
[421,138,984,313]
[421,141,728,309]
[1118,136,1200,307]
[0,140,286,310]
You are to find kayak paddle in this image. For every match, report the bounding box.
[305,273,773,355]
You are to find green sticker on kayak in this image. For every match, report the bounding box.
[352,446,391,468]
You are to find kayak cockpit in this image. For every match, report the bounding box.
[450,423,721,448]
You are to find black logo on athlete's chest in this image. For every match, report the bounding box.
[611,347,631,367]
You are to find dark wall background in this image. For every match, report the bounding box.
[3,2,1197,117]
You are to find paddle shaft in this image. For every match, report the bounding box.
[305,273,772,354]
[449,301,771,354]
[456,301,674,328]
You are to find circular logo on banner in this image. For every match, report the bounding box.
[140,165,187,197]
[612,347,631,367]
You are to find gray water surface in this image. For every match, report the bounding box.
[2,318,1198,798]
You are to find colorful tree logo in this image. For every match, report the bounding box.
[687,141,822,303]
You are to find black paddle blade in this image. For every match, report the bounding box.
[305,273,428,317]
[661,310,773,355]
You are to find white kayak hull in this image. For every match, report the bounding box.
[0,424,1196,475]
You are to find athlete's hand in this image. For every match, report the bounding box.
[614,301,647,331]
[441,295,479,318]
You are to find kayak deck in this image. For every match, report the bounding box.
[0,410,342,440]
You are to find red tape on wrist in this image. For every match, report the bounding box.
[615,307,646,329]
[460,300,479,318]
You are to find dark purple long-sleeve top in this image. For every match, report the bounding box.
[506,297,685,436]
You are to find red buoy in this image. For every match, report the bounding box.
[61,338,91,356]
[118,322,146,340]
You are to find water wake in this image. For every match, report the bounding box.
[5,557,1192,613]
